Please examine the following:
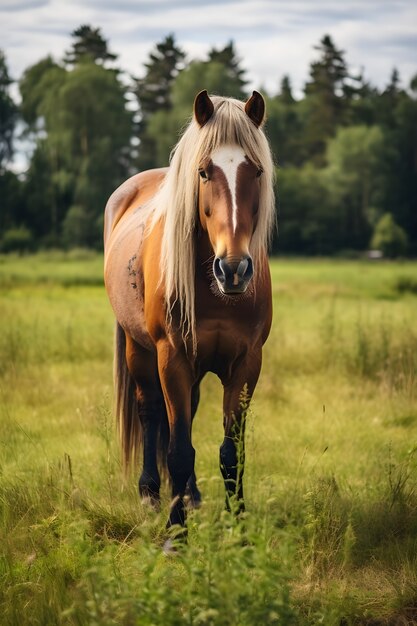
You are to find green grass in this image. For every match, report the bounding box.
[1,252,417,625]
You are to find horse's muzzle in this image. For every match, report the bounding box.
[213,255,254,294]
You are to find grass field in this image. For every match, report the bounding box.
[1,250,417,625]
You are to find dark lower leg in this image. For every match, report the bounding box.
[167,437,195,530]
[138,407,161,503]
[220,432,245,514]
[185,471,201,507]
[185,385,201,507]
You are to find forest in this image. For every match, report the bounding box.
[0,26,416,256]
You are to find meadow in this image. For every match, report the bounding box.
[1,250,417,625]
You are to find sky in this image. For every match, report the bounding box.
[1,0,417,100]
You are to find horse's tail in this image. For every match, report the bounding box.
[114,322,169,476]
[114,322,141,470]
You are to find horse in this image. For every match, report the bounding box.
[104,90,275,541]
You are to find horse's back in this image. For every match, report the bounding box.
[104,168,168,350]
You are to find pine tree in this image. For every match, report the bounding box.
[303,35,359,163]
[385,67,401,96]
[266,75,303,166]
[207,41,247,98]
[305,35,349,98]
[134,34,185,170]
[278,75,295,105]
[64,25,117,67]
[375,67,405,128]
[135,34,185,121]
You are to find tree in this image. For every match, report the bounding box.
[323,125,387,249]
[266,76,304,167]
[303,35,359,163]
[135,34,185,119]
[7,29,416,256]
[207,41,247,99]
[277,75,295,105]
[134,34,186,171]
[349,75,380,127]
[19,57,67,143]
[277,165,335,254]
[370,213,408,257]
[22,144,61,243]
[365,70,417,252]
[19,55,133,246]
[370,67,406,130]
[64,25,117,67]
[0,226,33,253]
[61,205,91,248]
[0,51,22,242]
[389,78,417,251]
[0,50,17,170]
[134,38,249,170]
[145,59,250,167]
[19,60,77,243]
[0,170,24,238]
[55,62,133,245]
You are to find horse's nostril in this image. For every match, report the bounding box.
[213,257,226,283]
[242,256,253,280]
[237,258,248,277]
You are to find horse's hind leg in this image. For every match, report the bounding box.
[136,387,166,506]
[125,335,166,506]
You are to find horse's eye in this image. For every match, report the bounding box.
[199,169,208,180]
[256,168,263,178]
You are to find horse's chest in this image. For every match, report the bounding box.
[195,323,252,377]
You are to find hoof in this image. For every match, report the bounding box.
[184,494,202,510]
[162,538,179,556]
[163,524,187,555]
[141,495,161,511]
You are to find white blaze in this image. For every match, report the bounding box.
[211,145,246,233]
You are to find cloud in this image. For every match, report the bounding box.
[0,0,47,11]
[1,0,416,95]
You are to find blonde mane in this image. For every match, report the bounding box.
[148,95,276,349]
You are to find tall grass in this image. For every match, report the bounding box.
[1,254,417,624]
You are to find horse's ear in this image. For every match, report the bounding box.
[245,90,265,127]
[194,90,214,127]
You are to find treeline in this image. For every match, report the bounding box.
[0,27,416,256]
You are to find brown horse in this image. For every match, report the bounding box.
[104,90,275,539]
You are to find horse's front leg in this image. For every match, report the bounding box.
[185,384,202,508]
[220,351,262,514]
[157,340,195,534]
